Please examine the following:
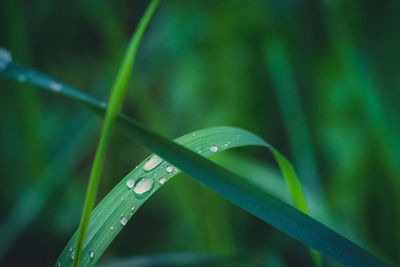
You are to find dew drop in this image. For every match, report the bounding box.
[110,226,114,231]
[210,145,218,153]
[126,178,134,189]
[89,250,94,259]
[159,177,166,185]
[0,48,12,71]
[17,74,26,82]
[120,216,128,226]
[133,177,154,195]
[69,246,73,252]
[130,206,135,215]
[166,166,174,173]
[71,250,75,260]
[50,81,62,92]
[143,155,163,172]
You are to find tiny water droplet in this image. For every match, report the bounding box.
[0,48,12,71]
[133,177,154,195]
[143,155,163,172]
[50,81,62,92]
[71,250,75,259]
[126,178,134,189]
[69,246,73,252]
[120,216,128,226]
[89,250,94,259]
[224,143,228,147]
[17,74,26,82]
[166,166,174,173]
[159,177,166,185]
[192,133,196,136]
[130,206,135,215]
[210,146,218,153]
[110,226,114,231]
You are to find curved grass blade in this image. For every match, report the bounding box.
[55,126,280,266]
[73,1,159,266]
[0,63,387,266]
[97,252,240,267]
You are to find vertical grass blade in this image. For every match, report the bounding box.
[73,1,159,266]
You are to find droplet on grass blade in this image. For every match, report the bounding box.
[49,81,62,92]
[0,48,12,71]
[143,155,163,172]
[17,74,27,82]
[120,217,128,226]
[126,178,134,189]
[89,250,94,260]
[166,166,174,173]
[133,177,154,195]
[210,145,218,152]
[159,177,166,184]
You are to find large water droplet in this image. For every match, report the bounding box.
[143,155,163,172]
[120,216,128,226]
[0,48,12,71]
[133,177,154,195]
[210,145,218,153]
[89,250,94,260]
[126,178,134,189]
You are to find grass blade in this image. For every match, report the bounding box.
[72,1,159,266]
[0,63,387,266]
[54,125,280,266]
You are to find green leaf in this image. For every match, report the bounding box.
[0,62,387,266]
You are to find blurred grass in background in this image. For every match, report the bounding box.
[0,0,399,266]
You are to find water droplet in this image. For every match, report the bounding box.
[159,177,166,184]
[210,146,218,153]
[133,177,154,195]
[192,133,196,136]
[17,74,26,82]
[143,155,163,172]
[89,250,94,259]
[50,81,62,92]
[110,226,114,231]
[224,143,228,147]
[71,250,75,259]
[120,216,128,226]
[166,166,174,173]
[0,48,12,71]
[130,206,135,215]
[57,262,61,267]
[69,246,73,252]
[126,178,134,189]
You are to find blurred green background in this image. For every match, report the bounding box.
[0,0,399,266]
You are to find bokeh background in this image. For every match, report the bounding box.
[0,0,399,266]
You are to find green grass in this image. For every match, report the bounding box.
[72,1,159,266]
[0,58,387,266]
